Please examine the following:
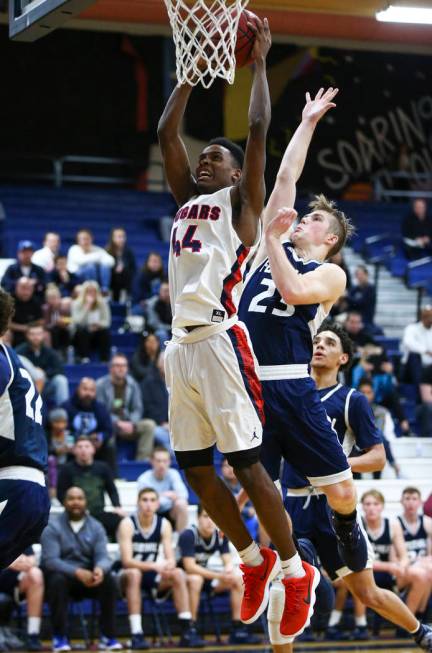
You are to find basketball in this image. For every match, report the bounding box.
[235,9,258,68]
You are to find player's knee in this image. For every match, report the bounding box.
[187,574,204,591]
[175,498,188,511]
[28,566,43,587]
[172,568,186,585]
[326,481,356,509]
[354,585,383,609]
[124,568,142,586]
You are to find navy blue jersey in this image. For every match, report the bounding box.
[363,517,392,562]
[0,343,47,471]
[130,513,163,562]
[178,525,229,568]
[239,245,327,366]
[397,515,429,562]
[281,384,382,489]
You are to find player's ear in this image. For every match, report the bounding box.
[340,352,349,367]
[326,232,339,249]
[231,168,242,184]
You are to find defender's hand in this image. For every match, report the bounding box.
[302,87,338,125]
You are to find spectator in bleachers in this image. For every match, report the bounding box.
[32,232,61,273]
[10,278,44,347]
[43,284,71,355]
[106,227,136,302]
[16,324,69,406]
[402,198,432,260]
[132,252,166,314]
[2,240,46,303]
[62,376,115,471]
[220,458,258,541]
[67,229,114,295]
[402,305,432,393]
[140,352,171,451]
[346,265,376,326]
[130,332,161,383]
[398,488,432,586]
[41,486,122,652]
[50,255,79,298]
[145,281,172,344]
[0,547,44,651]
[358,381,401,478]
[57,436,125,540]
[71,281,111,362]
[329,251,352,289]
[117,487,203,649]
[96,353,155,461]
[352,347,411,437]
[137,447,189,532]
[47,408,74,499]
[358,489,431,628]
[344,311,377,353]
[178,503,259,645]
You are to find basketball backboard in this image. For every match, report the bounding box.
[9,0,95,41]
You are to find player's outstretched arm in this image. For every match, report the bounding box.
[233,17,271,247]
[265,207,345,306]
[263,87,338,229]
[157,85,197,206]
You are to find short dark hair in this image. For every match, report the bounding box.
[402,486,421,499]
[358,379,373,392]
[152,446,170,458]
[138,487,159,500]
[208,137,244,169]
[0,289,15,337]
[317,320,355,371]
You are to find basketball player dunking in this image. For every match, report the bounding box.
[158,17,319,638]
[0,289,50,569]
[238,88,373,644]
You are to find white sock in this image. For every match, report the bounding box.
[328,610,342,627]
[129,614,143,635]
[281,552,305,579]
[355,615,367,627]
[238,541,263,567]
[27,617,41,635]
[409,620,421,635]
[178,612,192,620]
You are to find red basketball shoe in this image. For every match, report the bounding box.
[274,561,320,640]
[240,547,281,624]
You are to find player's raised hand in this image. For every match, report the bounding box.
[302,87,338,125]
[265,207,298,239]
[249,17,271,63]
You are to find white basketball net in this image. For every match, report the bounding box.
[164,0,250,88]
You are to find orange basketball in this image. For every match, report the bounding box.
[235,9,258,68]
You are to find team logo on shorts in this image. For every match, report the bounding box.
[250,430,259,442]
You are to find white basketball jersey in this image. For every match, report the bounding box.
[169,186,259,330]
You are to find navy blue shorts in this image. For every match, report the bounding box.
[260,377,350,485]
[0,479,50,570]
[0,569,19,595]
[285,494,347,581]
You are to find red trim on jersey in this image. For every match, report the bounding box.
[221,245,250,317]
[231,324,265,425]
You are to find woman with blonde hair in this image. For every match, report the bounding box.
[71,281,111,362]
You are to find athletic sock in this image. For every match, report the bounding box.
[129,614,143,635]
[27,617,41,635]
[355,616,367,627]
[238,541,264,567]
[281,552,306,579]
[328,610,342,628]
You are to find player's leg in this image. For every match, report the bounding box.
[275,379,368,572]
[120,568,149,648]
[185,574,204,621]
[19,568,44,647]
[160,569,204,647]
[398,566,432,616]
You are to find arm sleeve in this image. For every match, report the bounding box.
[0,353,12,396]
[104,466,121,507]
[349,393,383,450]
[40,525,78,577]
[178,529,195,559]
[92,521,112,572]
[170,470,189,501]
